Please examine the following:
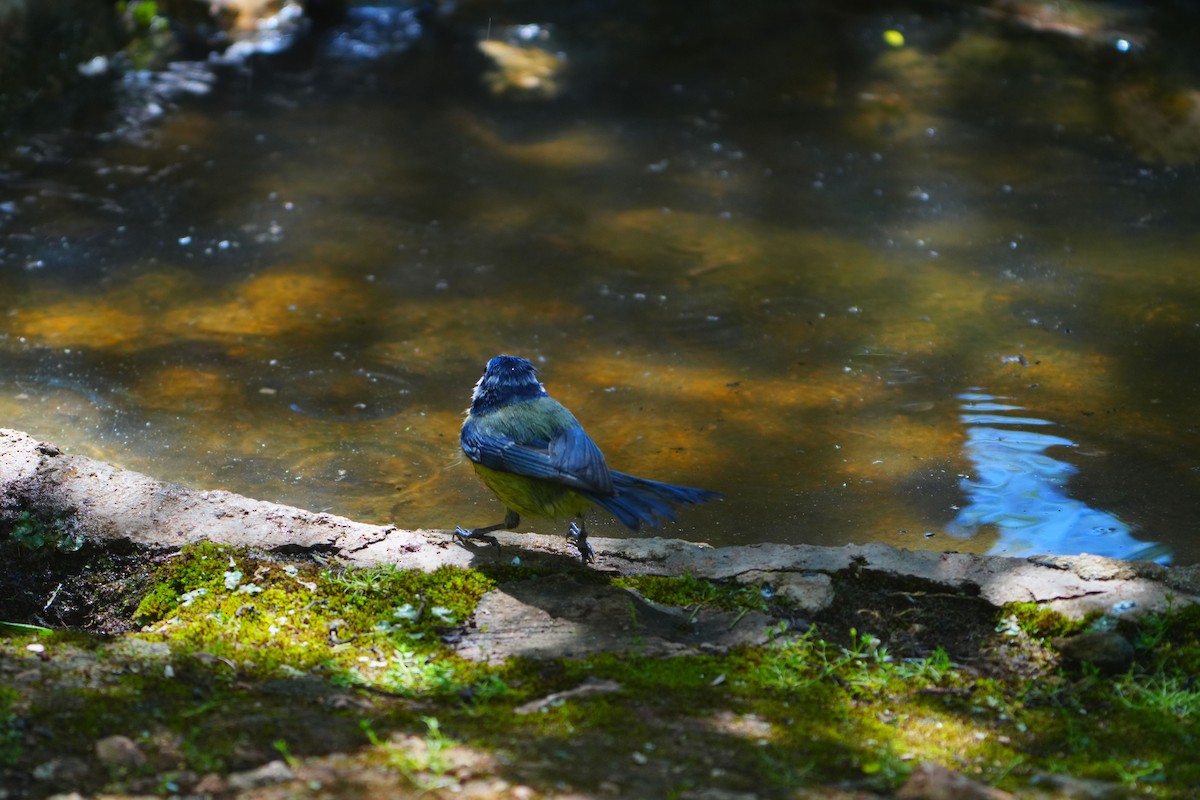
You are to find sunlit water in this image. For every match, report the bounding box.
[2,2,1199,563]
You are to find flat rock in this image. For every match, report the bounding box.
[455,573,777,663]
[2,426,1198,641]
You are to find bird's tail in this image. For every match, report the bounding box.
[584,471,721,530]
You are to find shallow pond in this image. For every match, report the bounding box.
[2,1,1198,563]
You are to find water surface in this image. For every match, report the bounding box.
[2,1,1198,563]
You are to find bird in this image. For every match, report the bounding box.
[455,354,721,562]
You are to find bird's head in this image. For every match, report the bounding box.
[470,354,547,414]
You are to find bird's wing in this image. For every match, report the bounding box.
[462,419,614,495]
[548,422,614,494]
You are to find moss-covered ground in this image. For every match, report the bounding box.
[1,540,1199,798]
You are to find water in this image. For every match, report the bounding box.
[1,1,1198,563]
[950,391,1170,563]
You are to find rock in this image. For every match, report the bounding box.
[1165,564,1200,595]
[735,570,834,613]
[31,756,91,787]
[514,677,622,715]
[1027,554,1144,581]
[94,734,147,767]
[1053,631,1136,673]
[226,759,296,791]
[678,789,760,800]
[478,35,566,99]
[193,773,227,794]
[210,0,290,34]
[0,426,416,568]
[1031,771,1134,799]
[105,638,172,660]
[896,761,1015,799]
[455,573,777,663]
[3,426,1200,633]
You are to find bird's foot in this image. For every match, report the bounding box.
[568,522,594,564]
[453,526,501,551]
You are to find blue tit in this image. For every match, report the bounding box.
[456,355,721,562]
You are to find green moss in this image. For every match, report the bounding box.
[442,631,1028,795]
[1018,687,1199,788]
[323,563,497,643]
[10,542,1200,798]
[1000,602,1099,639]
[361,716,463,793]
[611,572,769,613]
[2,510,84,552]
[492,606,1200,797]
[130,543,499,697]
[17,653,376,780]
[0,687,21,767]
[133,541,231,624]
[123,0,160,30]
[1130,602,1200,675]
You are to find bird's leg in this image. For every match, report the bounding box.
[454,509,519,550]
[568,519,594,563]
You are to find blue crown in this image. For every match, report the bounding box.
[470,355,546,413]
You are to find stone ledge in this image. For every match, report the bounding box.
[2,427,1193,623]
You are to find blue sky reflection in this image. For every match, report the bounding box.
[948,391,1170,564]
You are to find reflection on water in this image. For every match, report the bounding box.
[324,5,424,62]
[3,1,1200,563]
[949,392,1170,564]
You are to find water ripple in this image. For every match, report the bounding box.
[949,389,1170,563]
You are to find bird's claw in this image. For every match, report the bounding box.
[454,526,501,550]
[568,522,594,564]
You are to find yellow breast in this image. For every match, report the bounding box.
[472,463,592,520]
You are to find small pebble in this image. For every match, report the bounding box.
[95,735,147,768]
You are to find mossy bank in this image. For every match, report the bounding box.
[2,539,1199,799]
